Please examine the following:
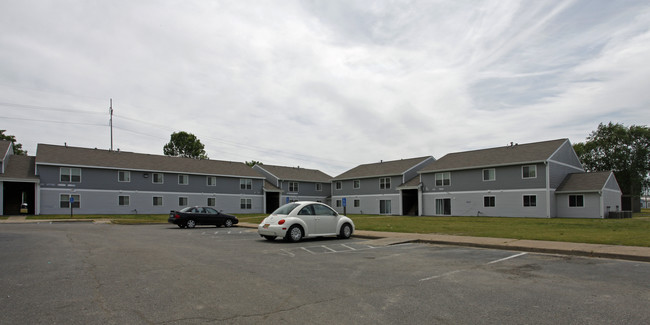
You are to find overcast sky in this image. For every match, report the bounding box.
[1,0,649,176]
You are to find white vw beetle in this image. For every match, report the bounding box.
[258,201,355,242]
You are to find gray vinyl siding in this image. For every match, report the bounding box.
[333,176,401,196]
[549,141,583,170]
[402,157,435,184]
[555,193,602,218]
[253,165,278,185]
[421,164,547,193]
[279,181,331,203]
[332,194,399,215]
[548,162,583,189]
[422,190,548,217]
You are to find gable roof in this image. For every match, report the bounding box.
[0,155,38,181]
[35,144,262,178]
[255,164,332,182]
[556,171,617,193]
[419,139,568,173]
[333,156,433,181]
[0,140,11,161]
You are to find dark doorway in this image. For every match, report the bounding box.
[401,189,418,216]
[3,182,36,215]
[265,192,280,214]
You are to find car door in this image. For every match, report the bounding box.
[296,205,317,236]
[205,207,221,225]
[312,204,339,235]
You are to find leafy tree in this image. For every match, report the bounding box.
[246,160,263,167]
[574,122,650,211]
[0,130,27,155]
[163,131,208,159]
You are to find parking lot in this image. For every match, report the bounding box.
[1,223,649,324]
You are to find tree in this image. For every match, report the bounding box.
[0,130,27,155]
[574,122,650,211]
[245,160,263,167]
[163,131,208,159]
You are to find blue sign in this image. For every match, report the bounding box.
[69,196,75,203]
[342,198,347,207]
[286,197,290,204]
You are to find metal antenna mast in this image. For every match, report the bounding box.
[109,98,113,151]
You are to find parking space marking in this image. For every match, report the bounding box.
[340,244,356,251]
[419,251,530,282]
[487,252,528,265]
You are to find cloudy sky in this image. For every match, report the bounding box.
[1,0,649,176]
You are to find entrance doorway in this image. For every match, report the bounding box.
[401,189,418,215]
[265,192,280,214]
[3,182,36,215]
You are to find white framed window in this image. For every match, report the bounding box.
[118,170,131,182]
[178,174,189,185]
[484,196,495,207]
[435,172,451,186]
[353,180,360,189]
[153,196,163,206]
[240,179,252,190]
[207,197,216,206]
[118,195,130,206]
[179,197,188,206]
[335,199,342,207]
[523,195,537,207]
[569,195,584,207]
[60,194,80,208]
[354,199,360,208]
[315,183,322,191]
[522,165,537,179]
[335,181,342,190]
[289,182,299,192]
[240,198,252,209]
[483,169,495,181]
[60,167,81,183]
[379,178,391,190]
[207,176,217,186]
[152,173,164,184]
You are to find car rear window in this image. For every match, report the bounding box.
[271,203,300,215]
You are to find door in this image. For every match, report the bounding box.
[435,198,451,215]
[297,205,317,235]
[312,204,339,234]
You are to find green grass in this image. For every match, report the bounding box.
[26,209,650,247]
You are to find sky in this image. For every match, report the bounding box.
[1,0,649,177]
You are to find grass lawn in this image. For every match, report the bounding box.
[26,210,650,247]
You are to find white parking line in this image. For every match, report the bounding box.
[301,247,316,254]
[321,245,337,253]
[419,270,463,282]
[487,252,528,265]
[340,244,356,251]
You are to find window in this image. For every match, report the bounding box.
[289,182,299,192]
[240,179,252,190]
[60,168,81,183]
[313,204,337,216]
[118,195,130,206]
[484,196,495,207]
[240,198,252,210]
[354,199,360,207]
[379,200,392,214]
[336,199,342,207]
[522,165,537,179]
[379,178,391,190]
[436,198,451,215]
[435,172,451,186]
[118,171,131,182]
[483,169,495,181]
[207,197,216,206]
[178,174,189,185]
[179,197,188,206]
[353,180,360,189]
[152,173,164,184]
[523,195,537,207]
[569,195,584,207]
[207,176,217,186]
[60,194,80,208]
[335,181,342,190]
[315,183,322,191]
[153,196,163,206]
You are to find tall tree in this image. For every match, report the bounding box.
[0,130,27,155]
[245,160,263,167]
[574,122,650,211]
[163,131,208,159]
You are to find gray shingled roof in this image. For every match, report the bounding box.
[333,156,433,180]
[35,144,262,178]
[1,155,38,180]
[263,180,283,192]
[256,164,332,182]
[0,140,11,160]
[397,175,421,189]
[556,171,614,193]
[419,139,568,173]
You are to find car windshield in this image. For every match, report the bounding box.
[271,203,300,215]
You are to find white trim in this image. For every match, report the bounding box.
[40,187,264,198]
[547,159,584,172]
[423,188,546,196]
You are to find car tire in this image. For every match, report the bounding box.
[285,225,303,242]
[263,235,277,241]
[224,219,233,228]
[338,223,352,239]
[186,219,196,228]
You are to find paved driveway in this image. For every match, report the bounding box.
[1,223,649,324]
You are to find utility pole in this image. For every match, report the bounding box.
[109,98,113,151]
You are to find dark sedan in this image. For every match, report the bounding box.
[168,206,239,229]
